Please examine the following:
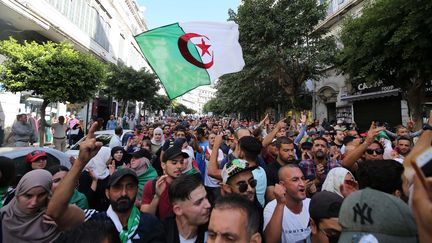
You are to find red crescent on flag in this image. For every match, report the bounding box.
[178,33,214,69]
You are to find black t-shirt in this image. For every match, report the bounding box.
[85,210,165,243]
[265,162,282,187]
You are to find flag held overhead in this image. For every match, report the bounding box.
[135,21,245,99]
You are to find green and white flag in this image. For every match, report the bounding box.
[135,22,245,99]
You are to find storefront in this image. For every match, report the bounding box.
[341,81,404,131]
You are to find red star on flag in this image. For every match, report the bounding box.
[196,38,211,57]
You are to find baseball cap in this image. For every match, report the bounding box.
[162,146,189,162]
[132,149,152,160]
[338,188,417,243]
[309,191,343,222]
[221,159,257,183]
[108,168,138,187]
[26,150,47,163]
[301,141,313,150]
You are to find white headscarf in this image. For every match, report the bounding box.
[151,127,165,146]
[182,147,195,173]
[321,167,353,198]
[85,146,110,179]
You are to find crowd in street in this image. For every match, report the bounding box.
[0,111,432,243]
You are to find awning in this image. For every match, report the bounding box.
[340,89,400,102]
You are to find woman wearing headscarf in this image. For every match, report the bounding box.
[150,127,164,154]
[78,147,111,211]
[0,169,60,242]
[321,167,358,198]
[129,149,158,201]
[110,146,131,168]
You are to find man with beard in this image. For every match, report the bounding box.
[265,137,297,202]
[389,136,412,163]
[159,173,211,242]
[220,159,259,204]
[264,164,311,243]
[46,124,164,243]
[330,129,344,150]
[299,137,340,190]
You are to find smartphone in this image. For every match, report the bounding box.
[416,147,432,177]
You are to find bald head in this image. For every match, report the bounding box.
[278,164,302,181]
[236,128,251,140]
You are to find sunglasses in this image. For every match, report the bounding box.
[366,149,384,155]
[236,179,257,193]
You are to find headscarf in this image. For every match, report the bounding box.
[321,167,353,198]
[111,146,130,168]
[85,146,110,179]
[132,157,151,176]
[0,169,60,242]
[151,127,165,146]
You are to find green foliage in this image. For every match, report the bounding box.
[0,38,105,103]
[104,63,159,105]
[337,0,432,90]
[147,94,170,112]
[203,97,224,115]
[337,0,432,121]
[213,0,336,116]
[172,102,195,114]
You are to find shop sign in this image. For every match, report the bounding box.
[353,81,395,95]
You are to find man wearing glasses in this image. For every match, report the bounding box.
[220,159,260,206]
[220,159,264,235]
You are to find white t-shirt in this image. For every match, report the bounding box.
[204,147,223,188]
[108,134,122,148]
[263,198,311,243]
[252,166,267,207]
[179,234,197,243]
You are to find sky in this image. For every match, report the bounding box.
[137,0,241,29]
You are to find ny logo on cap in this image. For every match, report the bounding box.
[353,203,373,225]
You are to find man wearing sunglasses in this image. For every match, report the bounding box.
[342,122,386,171]
[221,159,259,205]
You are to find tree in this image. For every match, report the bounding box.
[104,63,160,117]
[0,38,106,146]
[203,97,225,115]
[219,0,336,109]
[148,94,170,114]
[171,101,195,115]
[337,0,432,127]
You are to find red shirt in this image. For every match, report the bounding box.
[141,178,172,221]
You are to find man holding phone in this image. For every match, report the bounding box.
[299,137,341,191]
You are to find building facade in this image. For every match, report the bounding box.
[176,85,217,115]
[0,0,149,130]
[313,0,410,131]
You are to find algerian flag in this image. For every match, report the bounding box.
[135,22,245,99]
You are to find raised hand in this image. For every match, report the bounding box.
[274,183,287,205]
[155,175,168,197]
[77,123,102,167]
[275,118,286,131]
[316,163,325,179]
[365,121,384,144]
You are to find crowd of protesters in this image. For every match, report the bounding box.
[0,111,432,243]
